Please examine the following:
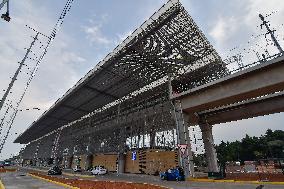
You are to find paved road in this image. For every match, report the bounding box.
[9,167,284,189]
[1,171,65,189]
[89,173,284,189]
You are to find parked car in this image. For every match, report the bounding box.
[47,165,62,175]
[73,165,82,172]
[160,167,185,181]
[0,161,5,168]
[91,166,107,175]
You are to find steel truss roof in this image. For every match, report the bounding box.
[15,0,227,144]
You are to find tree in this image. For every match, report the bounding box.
[216,129,284,163]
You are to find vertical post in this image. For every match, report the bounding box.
[117,103,126,174]
[0,101,12,135]
[0,32,39,112]
[0,0,9,10]
[172,100,194,177]
[259,14,283,54]
[199,118,218,172]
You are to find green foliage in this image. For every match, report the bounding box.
[216,129,284,163]
[193,154,207,167]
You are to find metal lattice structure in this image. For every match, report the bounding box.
[16,0,228,163]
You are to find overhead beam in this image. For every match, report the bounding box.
[84,85,117,100]
[193,91,284,125]
[61,104,89,113]
[174,55,284,113]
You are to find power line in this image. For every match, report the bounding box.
[0,0,75,154]
[0,32,39,113]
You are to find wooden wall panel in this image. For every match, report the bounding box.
[125,151,140,173]
[92,153,117,172]
[125,150,178,175]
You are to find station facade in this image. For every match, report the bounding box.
[16,0,228,176]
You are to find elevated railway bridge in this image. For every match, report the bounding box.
[15,0,284,178]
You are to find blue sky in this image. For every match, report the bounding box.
[0,0,284,160]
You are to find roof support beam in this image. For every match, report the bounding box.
[84,85,117,100]
[61,104,89,113]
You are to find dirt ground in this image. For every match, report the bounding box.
[30,172,169,189]
[226,173,284,182]
[0,167,17,173]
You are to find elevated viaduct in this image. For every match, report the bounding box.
[14,0,284,178]
[173,55,284,172]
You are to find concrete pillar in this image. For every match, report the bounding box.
[64,156,72,169]
[173,100,194,177]
[183,114,195,177]
[149,131,156,148]
[199,121,219,172]
[117,152,126,174]
[117,127,126,174]
[85,155,93,170]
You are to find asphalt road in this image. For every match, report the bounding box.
[90,173,284,189]
[2,167,284,189]
[1,171,65,189]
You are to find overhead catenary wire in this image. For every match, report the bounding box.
[0,0,75,154]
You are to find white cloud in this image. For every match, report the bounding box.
[83,14,112,46]
[84,25,111,45]
[209,16,238,46]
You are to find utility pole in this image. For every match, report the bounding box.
[259,14,284,54]
[0,0,10,22]
[0,32,39,112]
[0,101,12,135]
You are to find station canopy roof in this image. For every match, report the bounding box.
[15,0,226,144]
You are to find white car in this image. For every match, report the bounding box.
[73,165,82,172]
[91,166,107,175]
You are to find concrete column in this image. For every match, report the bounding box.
[199,121,219,172]
[85,154,93,170]
[183,114,195,177]
[64,156,72,169]
[173,100,194,177]
[117,152,126,174]
[149,130,156,148]
[117,127,126,174]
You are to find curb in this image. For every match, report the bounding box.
[28,173,79,189]
[0,179,5,189]
[188,178,284,185]
[62,172,95,178]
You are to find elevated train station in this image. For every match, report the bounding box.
[15,0,232,177]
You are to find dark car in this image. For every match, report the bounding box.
[47,165,62,175]
[160,167,185,181]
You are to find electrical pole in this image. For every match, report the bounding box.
[259,14,284,54]
[0,32,39,112]
[0,0,10,22]
[0,101,12,135]
[0,0,8,11]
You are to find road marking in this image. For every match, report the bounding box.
[62,172,95,178]
[0,179,5,189]
[28,173,79,189]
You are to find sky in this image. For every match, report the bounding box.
[0,0,284,160]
